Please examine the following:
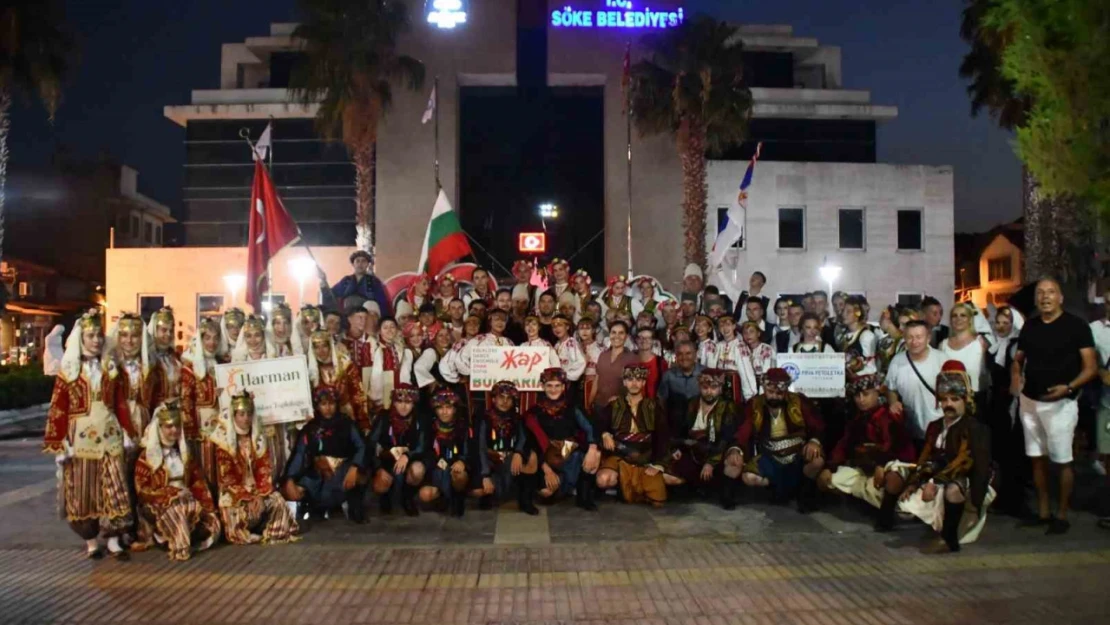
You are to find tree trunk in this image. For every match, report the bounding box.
[677,117,708,272]
[1022,167,1090,287]
[353,141,375,254]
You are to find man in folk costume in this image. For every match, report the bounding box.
[523,368,602,510]
[838,295,878,380]
[817,374,917,530]
[596,364,671,507]
[45,309,134,560]
[181,317,222,492]
[571,269,594,320]
[737,368,826,512]
[667,369,746,509]
[231,315,276,362]
[463,266,496,309]
[577,316,603,410]
[600,275,643,320]
[132,400,221,561]
[145,306,182,412]
[419,386,472,517]
[320,249,392,316]
[284,387,370,523]
[212,391,299,545]
[545,257,571,300]
[898,360,994,553]
[556,290,578,323]
[219,308,246,363]
[512,259,539,310]
[518,313,561,412]
[108,312,150,448]
[267,302,303,357]
[308,330,371,434]
[659,300,682,351]
[471,381,541,515]
[341,301,377,380]
[370,384,427,516]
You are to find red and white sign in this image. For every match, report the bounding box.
[469,345,552,391]
[518,232,546,253]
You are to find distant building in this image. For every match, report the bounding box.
[954,219,1023,309]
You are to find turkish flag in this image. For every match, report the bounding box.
[247,160,301,313]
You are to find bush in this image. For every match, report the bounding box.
[0,365,55,411]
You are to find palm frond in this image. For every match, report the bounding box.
[0,0,75,121]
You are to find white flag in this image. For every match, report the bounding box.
[253,122,272,162]
[709,204,744,271]
[421,85,436,125]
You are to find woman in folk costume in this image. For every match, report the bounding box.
[552,314,587,385]
[693,314,718,367]
[837,296,878,380]
[875,306,903,375]
[45,309,134,560]
[414,325,454,390]
[570,269,593,320]
[556,290,578,323]
[515,314,561,413]
[369,317,414,411]
[740,320,777,399]
[181,318,222,491]
[145,306,183,411]
[308,329,371,434]
[634,276,670,324]
[599,275,643,321]
[231,315,276,362]
[107,312,150,447]
[132,400,221,561]
[218,308,246,363]
[707,316,754,404]
[295,305,323,352]
[370,384,428,516]
[546,258,572,302]
[267,302,303,358]
[406,273,432,312]
[576,316,602,409]
[512,259,539,310]
[432,273,458,321]
[212,391,299,545]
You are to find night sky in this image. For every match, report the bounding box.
[8,0,1019,233]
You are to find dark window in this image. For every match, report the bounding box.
[130,215,139,237]
[838,209,865,249]
[714,119,877,164]
[897,210,923,251]
[138,295,165,322]
[144,222,153,243]
[716,207,744,249]
[267,52,306,89]
[742,51,795,88]
[988,257,1011,282]
[778,208,805,249]
[154,225,162,246]
[897,293,923,308]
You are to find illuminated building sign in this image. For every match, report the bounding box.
[552,1,684,29]
[518,233,547,253]
[427,0,467,29]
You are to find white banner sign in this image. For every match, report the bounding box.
[777,352,846,398]
[469,345,552,391]
[214,356,313,425]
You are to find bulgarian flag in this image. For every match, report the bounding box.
[418,189,473,276]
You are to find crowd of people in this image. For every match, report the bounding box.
[45,250,1107,562]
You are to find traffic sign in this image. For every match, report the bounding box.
[518,232,546,253]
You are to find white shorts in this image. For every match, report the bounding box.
[1019,395,1078,463]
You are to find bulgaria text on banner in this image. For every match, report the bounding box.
[776,352,846,398]
[469,345,554,391]
[214,356,313,425]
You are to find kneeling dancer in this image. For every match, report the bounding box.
[419,386,470,517]
[213,391,299,544]
[898,361,993,553]
[370,384,426,516]
[818,374,917,530]
[737,368,826,511]
[597,364,671,507]
[472,381,541,514]
[668,369,745,509]
[524,368,601,510]
[284,387,369,523]
[133,401,221,561]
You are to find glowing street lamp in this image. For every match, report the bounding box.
[288,257,317,307]
[223,274,246,306]
[538,203,559,219]
[818,258,842,298]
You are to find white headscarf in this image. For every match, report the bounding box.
[266,308,304,355]
[231,319,276,362]
[43,325,65,377]
[990,306,1026,367]
[307,333,340,386]
[210,395,267,457]
[142,403,190,471]
[60,310,104,382]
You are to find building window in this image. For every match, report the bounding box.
[897,293,923,308]
[897,209,923,251]
[197,294,225,329]
[778,207,805,249]
[838,208,865,250]
[715,207,744,249]
[18,282,28,297]
[260,293,286,315]
[115,214,128,236]
[130,215,140,237]
[138,295,165,322]
[144,222,153,244]
[987,257,1011,282]
[155,225,162,246]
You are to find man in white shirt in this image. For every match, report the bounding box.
[1089,290,1110,529]
[885,320,945,444]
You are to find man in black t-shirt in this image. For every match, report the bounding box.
[1012,278,1098,535]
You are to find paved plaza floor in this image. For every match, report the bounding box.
[0,436,1107,625]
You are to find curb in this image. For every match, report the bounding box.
[0,403,50,427]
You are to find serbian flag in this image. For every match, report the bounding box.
[709,142,761,270]
[418,189,472,276]
[247,160,301,313]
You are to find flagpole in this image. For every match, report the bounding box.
[624,42,634,277]
[434,75,440,192]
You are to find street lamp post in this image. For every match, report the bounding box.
[288,257,317,308]
[819,258,842,300]
[223,274,246,307]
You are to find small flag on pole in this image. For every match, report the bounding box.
[709,142,762,271]
[253,122,272,162]
[421,85,436,125]
[621,43,631,115]
[418,189,472,276]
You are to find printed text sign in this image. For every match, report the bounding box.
[214,356,313,425]
[777,352,846,398]
[469,345,552,391]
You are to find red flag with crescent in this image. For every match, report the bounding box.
[247,160,301,313]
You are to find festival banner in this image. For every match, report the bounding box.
[214,356,313,425]
[469,345,552,391]
[777,352,846,398]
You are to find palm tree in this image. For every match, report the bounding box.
[958,0,1088,285]
[629,16,752,272]
[0,1,72,286]
[290,0,425,254]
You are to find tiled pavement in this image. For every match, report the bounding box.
[0,437,1108,625]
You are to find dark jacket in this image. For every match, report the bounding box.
[905,416,992,511]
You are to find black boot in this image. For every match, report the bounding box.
[346,488,367,524]
[576,473,598,512]
[450,491,466,518]
[379,493,393,515]
[875,492,898,532]
[941,500,964,552]
[517,474,540,516]
[719,478,739,511]
[400,482,419,517]
[796,478,818,514]
[479,495,494,510]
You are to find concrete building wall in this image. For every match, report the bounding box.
[705,161,955,316]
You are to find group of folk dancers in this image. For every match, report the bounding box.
[47,260,994,560]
